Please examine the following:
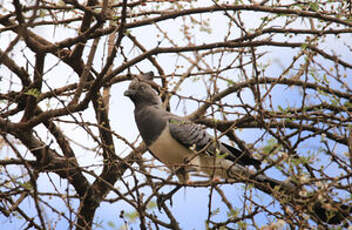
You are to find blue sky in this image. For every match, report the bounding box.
[1,0,352,229]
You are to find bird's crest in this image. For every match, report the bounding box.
[135,71,160,93]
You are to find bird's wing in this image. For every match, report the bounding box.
[168,117,260,168]
[168,118,212,151]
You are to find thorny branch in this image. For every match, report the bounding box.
[0,0,351,229]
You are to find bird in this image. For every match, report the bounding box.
[124,72,263,184]
[124,72,351,225]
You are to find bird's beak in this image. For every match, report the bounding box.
[124,89,135,97]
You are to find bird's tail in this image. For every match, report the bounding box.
[201,158,351,224]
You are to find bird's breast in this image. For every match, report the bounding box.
[149,125,197,168]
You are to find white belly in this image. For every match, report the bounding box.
[149,126,199,168]
[148,125,246,180]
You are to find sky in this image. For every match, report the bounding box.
[0,0,352,229]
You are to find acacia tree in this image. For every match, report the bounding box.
[0,0,351,229]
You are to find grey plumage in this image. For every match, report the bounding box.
[124,72,351,224]
[124,73,270,184]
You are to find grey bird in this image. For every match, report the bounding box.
[124,72,263,184]
[124,72,351,224]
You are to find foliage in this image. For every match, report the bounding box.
[0,0,351,229]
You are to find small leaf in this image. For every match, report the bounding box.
[125,211,138,223]
[20,181,33,190]
[344,101,352,108]
[228,208,239,217]
[301,43,308,50]
[107,221,115,228]
[215,148,228,159]
[147,201,157,210]
[309,2,319,12]
[24,88,40,98]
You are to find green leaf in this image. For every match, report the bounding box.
[147,201,157,210]
[227,208,239,217]
[237,221,247,229]
[125,211,138,223]
[20,181,33,190]
[309,2,319,12]
[107,221,115,228]
[39,9,46,18]
[344,101,352,108]
[215,148,228,159]
[24,88,40,98]
[262,138,281,155]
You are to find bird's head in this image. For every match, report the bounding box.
[124,72,161,106]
